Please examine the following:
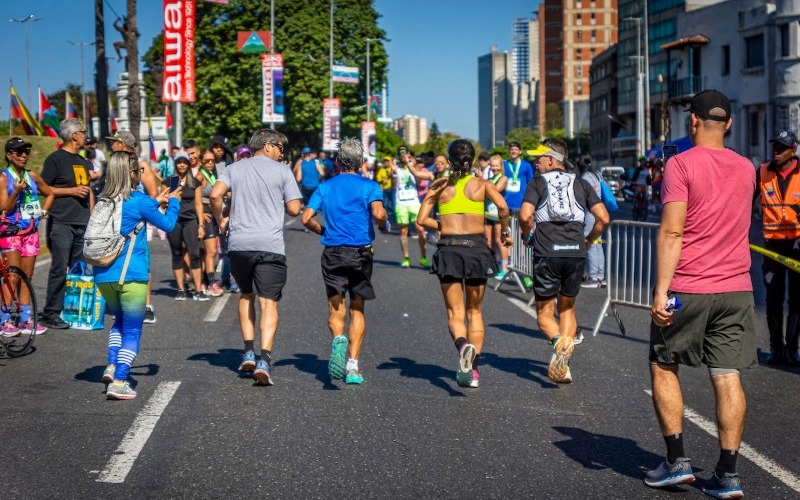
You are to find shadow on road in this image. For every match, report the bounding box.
[187,349,245,377]
[376,357,466,397]
[74,363,159,384]
[488,322,536,338]
[273,353,341,390]
[479,352,553,388]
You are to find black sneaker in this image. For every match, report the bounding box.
[143,306,156,324]
[39,315,69,329]
[175,290,188,301]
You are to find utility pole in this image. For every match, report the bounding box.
[269,0,275,129]
[329,0,334,99]
[366,38,373,122]
[95,0,110,140]
[643,0,651,151]
[69,40,94,125]
[124,0,141,144]
[8,14,42,104]
[624,16,645,157]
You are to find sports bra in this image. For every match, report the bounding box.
[438,176,484,216]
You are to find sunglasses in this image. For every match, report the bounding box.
[202,158,216,164]
[268,142,284,153]
[9,149,31,157]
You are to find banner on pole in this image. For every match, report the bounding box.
[239,31,271,53]
[332,65,359,84]
[163,0,196,103]
[323,98,341,152]
[261,53,285,124]
[361,121,376,165]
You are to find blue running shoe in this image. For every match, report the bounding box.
[239,350,256,372]
[456,343,476,387]
[328,335,349,379]
[253,359,274,386]
[701,473,744,499]
[644,457,695,488]
[345,369,364,384]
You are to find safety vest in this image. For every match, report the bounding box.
[760,160,800,240]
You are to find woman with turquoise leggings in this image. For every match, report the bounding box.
[93,151,180,400]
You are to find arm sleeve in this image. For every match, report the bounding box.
[522,177,541,206]
[142,196,179,233]
[283,169,303,202]
[661,157,689,204]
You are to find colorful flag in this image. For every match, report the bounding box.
[238,31,270,53]
[148,118,157,162]
[10,85,44,136]
[38,87,60,137]
[66,92,79,119]
[332,65,359,84]
[165,106,174,144]
[108,95,118,134]
[86,94,94,138]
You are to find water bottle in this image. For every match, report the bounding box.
[665,295,682,312]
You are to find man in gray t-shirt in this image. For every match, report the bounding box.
[211,129,302,387]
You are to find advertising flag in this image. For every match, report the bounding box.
[166,106,174,144]
[361,121,376,165]
[322,98,341,152]
[10,86,43,136]
[261,53,285,124]
[238,31,270,53]
[332,65,359,84]
[163,0,196,103]
[66,92,79,119]
[38,87,60,137]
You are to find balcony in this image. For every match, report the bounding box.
[669,76,702,101]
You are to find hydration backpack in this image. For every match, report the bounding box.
[540,170,579,222]
[83,196,144,275]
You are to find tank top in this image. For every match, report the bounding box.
[178,176,197,220]
[438,175,484,216]
[300,159,320,189]
[3,167,41,232]
[199,168,216,201]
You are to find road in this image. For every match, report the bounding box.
[1,208,798,499]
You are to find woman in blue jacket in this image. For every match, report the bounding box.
[95,151,180,400]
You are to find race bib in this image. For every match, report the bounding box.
[485,202,499,220]
[506,179,521,193]
[398,187,417,202]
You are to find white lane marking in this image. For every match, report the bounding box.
[97,381,181,483]
[204,293,231,322]
[644,390,800,493]
[34,257,51,269]
[507,296,538,319]
[285,218,296,227]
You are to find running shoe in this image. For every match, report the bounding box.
[599,279,608,288]
[207,281,224,297]
[175,289,188,301]
[522,276,534,289]
[561,367,573,383]
[400,258,411,268]
[701,473,744,499]
[345,369,364,384]
[494,269,507,280]
[102,364,116,384]
[229,280,239,293]
[1,321,20,337]
[144,306,156,324]
[469,369,480,388]
[573,328,585,346]
[19,320,47,335]
[644,457,695,488]
[193,291,210,302]
[239,350,256,372]
[548,336,575,383]
[253,359,274,386]
[328,335,349,379]
[419,257,430,268]
[106,381,137,400]
[581,279,600,288]
[456,343,476,387]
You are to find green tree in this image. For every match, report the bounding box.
[504,128,541,153]
[142,0,387,152]
[374,121,404,160]
[544,103,564,133]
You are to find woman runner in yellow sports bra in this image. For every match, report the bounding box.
[417,140,512,389]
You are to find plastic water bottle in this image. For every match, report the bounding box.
[665,295,682,312]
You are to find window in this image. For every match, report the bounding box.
[591,13,596,25]
[577,83,583,94]
[721,45,730,76]
[749,112,760,146]
[577,15,583,26]
[577,48,583,59]
[745,34,765,69]
[780,24,790,58]
[577,30,582,41]
[576,66,583,78]
[591,29,597,43]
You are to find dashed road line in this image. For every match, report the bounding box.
[644,390,800,494]
[204,293,231,322]
[97,381,181,483]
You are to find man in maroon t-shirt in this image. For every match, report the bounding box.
[645,90,756,499]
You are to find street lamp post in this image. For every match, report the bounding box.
[68,40,94,124]
[8,14,42,104]
[366,38,373,122]
[624,16,645,157]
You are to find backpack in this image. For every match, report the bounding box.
[83,196,144,280]
[543,170,579,222]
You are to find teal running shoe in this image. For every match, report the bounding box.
[456,343,476,387]
[328,335,349,379]
[701,473,744,499]
[345,369,364,384]
[644,457,695,488]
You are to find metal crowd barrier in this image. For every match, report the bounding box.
[592,220,660,337]
[493,211,537,305]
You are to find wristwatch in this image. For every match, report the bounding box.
[500,230,510,237]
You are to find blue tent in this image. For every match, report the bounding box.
[647,136,693,159]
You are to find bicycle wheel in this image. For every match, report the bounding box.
[0,266,36,357]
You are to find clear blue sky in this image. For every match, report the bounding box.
[1,0,541,140]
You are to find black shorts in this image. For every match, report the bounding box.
[229,251,287,301]
[202,207,218,239]
[533,256,585,300]
[301,186,317,205]
[321,246,375,300]
[431,234,496,285]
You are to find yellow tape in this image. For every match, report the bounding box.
[749,244,800,274]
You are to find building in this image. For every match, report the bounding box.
[589,44,620,165]
[392,114,429,146]
[513,18,531,86]
[478,49,514,149]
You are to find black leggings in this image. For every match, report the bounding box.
[167,217,201,270]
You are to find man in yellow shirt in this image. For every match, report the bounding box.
[375,156,394,220]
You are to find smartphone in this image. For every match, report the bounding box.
[168,176,181,192]
[662,145,679,161]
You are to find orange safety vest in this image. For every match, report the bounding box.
[760,160,800,240]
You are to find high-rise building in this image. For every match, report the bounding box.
[512,18,531,86]
[392,114,429,145]
[478,49,514,149]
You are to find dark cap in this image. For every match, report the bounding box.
[85,137,98,146]
[770,130,799,150]
[5,137,32,153]
[478,151,491,161]
[106,130,136,148]
[687,89,731,122]
[509,141,522,149]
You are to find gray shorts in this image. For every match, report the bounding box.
[649,291,757,369]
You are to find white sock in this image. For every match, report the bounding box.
[346,358,358,371]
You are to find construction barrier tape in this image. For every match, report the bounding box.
[749,243,800,274]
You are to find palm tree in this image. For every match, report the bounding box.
[94,0,110,140]
[125,0,141,144]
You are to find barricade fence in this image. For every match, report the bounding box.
[493,211,537,305]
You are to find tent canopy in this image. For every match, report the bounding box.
[647,136,692,159]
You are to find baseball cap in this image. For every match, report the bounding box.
[301,146,312,155]
[769,130,799,150]
[85,137,98,146]
[5,137,32,153]
[106,130,136,148]
[383,155,393,162]
[236,146,252,157]
[686,89,731,122]
[174,150,190,163]
[527,144,565,162]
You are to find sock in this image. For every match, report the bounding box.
[473,354,481,370]
[454,337,467,353]
[346,358,358,371]
[244,340,254,352]
[716,449,738,477]
[20,305,32,323]
[499,259,508,269]
[664,433,685,464]
[551,336,561,347]
[261,349,272,365]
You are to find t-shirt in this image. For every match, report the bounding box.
[307,173,382,247]
[416,163,435,199]
[522,171,602,257]
[394,168,421,208]
[503,158,534,210]
[375,167,393,190]
[661,146,755,293]
[217,155,302,255]
[41,148,93,225]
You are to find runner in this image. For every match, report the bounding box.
[211,129,302,386]
[483,154,507,258]
[393,152,429,268]
[301,138,390,384]
[499,141,534,279]
[418,139,512,388]
[519,139,609,384]
[197,150,223,297]
[0,138,55,335]
[293,147,325,208]
[375,156,395,221]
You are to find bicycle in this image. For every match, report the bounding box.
[0,222,38,357]
[632,186,648,221]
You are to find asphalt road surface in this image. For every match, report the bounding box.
[1,209,798,499]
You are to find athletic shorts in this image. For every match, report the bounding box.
[301,186,317,205]
[321,246,375,300]
[431,234,496,285]
[533,256,585,300]
[202,207,218,240]
[649,291,757,369]
[229,251,287,301]
[395,205,420,226]
[0,230,40,257]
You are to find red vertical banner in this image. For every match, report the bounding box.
[322,98,341,152]
[261,53,285,123]
[163,0,196,103]
[361,121,376,165]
